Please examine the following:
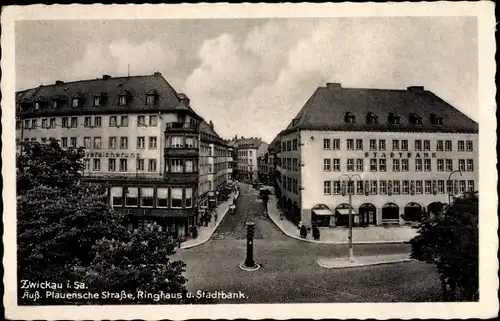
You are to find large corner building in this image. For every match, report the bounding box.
[16,72,232,237]
[272,83,478,228]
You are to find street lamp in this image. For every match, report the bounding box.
[340,173,362,262]
[447,169,462,206]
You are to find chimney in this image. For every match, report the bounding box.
[177,93,190,106]
[103,75,111,80]
[55,80,64,85]
[153,71,162,77]
[209,120,214,129]
[326,83,342,90]
[407,86,424,92]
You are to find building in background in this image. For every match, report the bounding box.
[233,137,268,182]
[16,72,231,238]
[271,83,478,228]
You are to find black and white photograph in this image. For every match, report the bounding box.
[2,2,497,320]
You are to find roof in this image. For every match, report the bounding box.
[267,134,281,152]
[281,84,478,135]
[16,73,202,119]
[234,138,264,149]
[199,121,220,138]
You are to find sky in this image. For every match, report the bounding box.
[15,17,478,143]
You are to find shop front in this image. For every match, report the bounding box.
[335,203,359,227]
[311,204,335,227]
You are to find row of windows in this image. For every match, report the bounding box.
[280,157,299,171]
[17,115,159,130]
[84,158,158,172]
[281,139,299,152]
[21,136,159,150]
[322,138,474,152]
[323,179,475,196]
[282,175,299,194]
[111,186,192,209]
[322,158,475,172]
[343,111,443,126]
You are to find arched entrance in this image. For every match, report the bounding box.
[359,203,377,226]
[382,203,400,222]
[404,202,423,222]
[311,204,334,227]
[335,203,358,227]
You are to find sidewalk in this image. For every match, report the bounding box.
[180,191,240,249]
[317,253,414,269]
[267,195,418,244]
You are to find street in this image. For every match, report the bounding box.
[173,183,441,303]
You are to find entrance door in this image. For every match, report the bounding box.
[359,204,377,226]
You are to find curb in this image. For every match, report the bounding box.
[317,258,415,269]
[180,192,239,250]
[267,204,413,245]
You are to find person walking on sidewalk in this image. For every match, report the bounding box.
[214,212,218,224]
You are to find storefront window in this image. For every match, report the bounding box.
[111,187,123,207]
[171,188,183,208]
[125,187,138,207]
[185,188,193,208]
[157,188,168,208]
[141,187,154,207]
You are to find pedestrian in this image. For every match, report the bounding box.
[298,221,303,230]
[300,225,307,239]
[214,212,218,223]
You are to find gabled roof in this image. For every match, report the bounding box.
[234,138,265,149]
[281,84,478,134]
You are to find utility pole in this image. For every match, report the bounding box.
[340,173,362,262]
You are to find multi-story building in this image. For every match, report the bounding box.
[272,83,478,228]
[15,72,231,238]
[235,137,269,182]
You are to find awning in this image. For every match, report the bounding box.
[312,209,334,216]
[336,208,358,215]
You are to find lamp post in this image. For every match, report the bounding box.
[447,169,462,206]
[340,173,362,262]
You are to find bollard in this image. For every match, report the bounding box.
[244,222,256,267]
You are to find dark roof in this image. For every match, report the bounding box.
[281,84,478,135]
[16,73,202,119]
[199,121,220,138]
[268,134,281,152]
[235,138,264,149]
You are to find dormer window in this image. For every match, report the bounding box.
[119,96,127,106]
[52,100,58,108]
[72,99,79,108]
[145,89,158,106]
[344,112,356,124]
[388,113,400,125]
[119,90,131,106]
[366,112,378,125]
[34,101,40,111]
[94,97,101,106]
[430,113,443,126]
[409,113,422,126]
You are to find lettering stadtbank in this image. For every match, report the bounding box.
[192,290,246,299]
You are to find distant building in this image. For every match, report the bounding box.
[232,137,268,182]
[270,83,478,228]
[16,72,231,238]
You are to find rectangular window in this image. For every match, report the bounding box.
[70,137,77,148]
[459,159,466,172]
[415,158,422,172]
[401,140,408,151]
[94,116,101,128]
[424,159,431,172]
[84,117,92,127]
[24,120,30,129]
[445,159,453,172]
[332,139,340,150]
[138,115,146,127]
[445,140,452,151]
[424,180,432,194]
[157,188,168,208]
[109,116,117,127]
[148,159,157,172]
[108,158,116,171]
[185,160,193,173]
[93,159,101,171]
[356,181,364,195]
[437,159,444,172]
[149,137,157,149]
[415,140,422,151]
[369,139,377,151]
[292,139,298,151]
[94,96,100,107]
[424,140,430,151]
[41,118,48,128]
[392,140,399,151]
[83,158,90,171]
[401,159,409,171]
[140,187,154,207]
[72,99,79,108]
[323,139,331,150]
[324,181,331,195]
[356,159,364,172]
[355,139,363,150]
[71,117,78,128]
[438,180,445,194]
[185,188,193,208]
[146,95,155,106]
[467,180,475,192]
[119,159,128,172]
[121,116,129,127]
[459,180,466,193]
[332,181,340,195]
[185,137,195,148]
[109,137,117,149]
[402,180,410,194]
[170,159,183,173]
[447,181,453,194]
[332,159,340,171]
[61,137,68,148]
[370,159,377,171]
[31,119,38,129]
[125,187,138,207]
[436,140,443,151]
[379,180,387,195]
[111,187,123,207]
[172,136,183,148]
[149,115,158,127]
[347,181,354,195]
[136,159,144,171]
[171,188,183,208]
[119,96,127,106]
[466,140,473,152]
[467,159,474,172]
[378,139,386,151]
[393,180,400,195]
[458,140,465,152]
[137,136,145,149]
[323,158,331,171]
[415,180,423,194]
[347,159,354,171]
[370,181,378,195]
[84,137,92,149]
[378,159,386,172]
[93,137,101,149]
[392,159,400,172]
[120,137,128,149]
[346,139,354,150]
